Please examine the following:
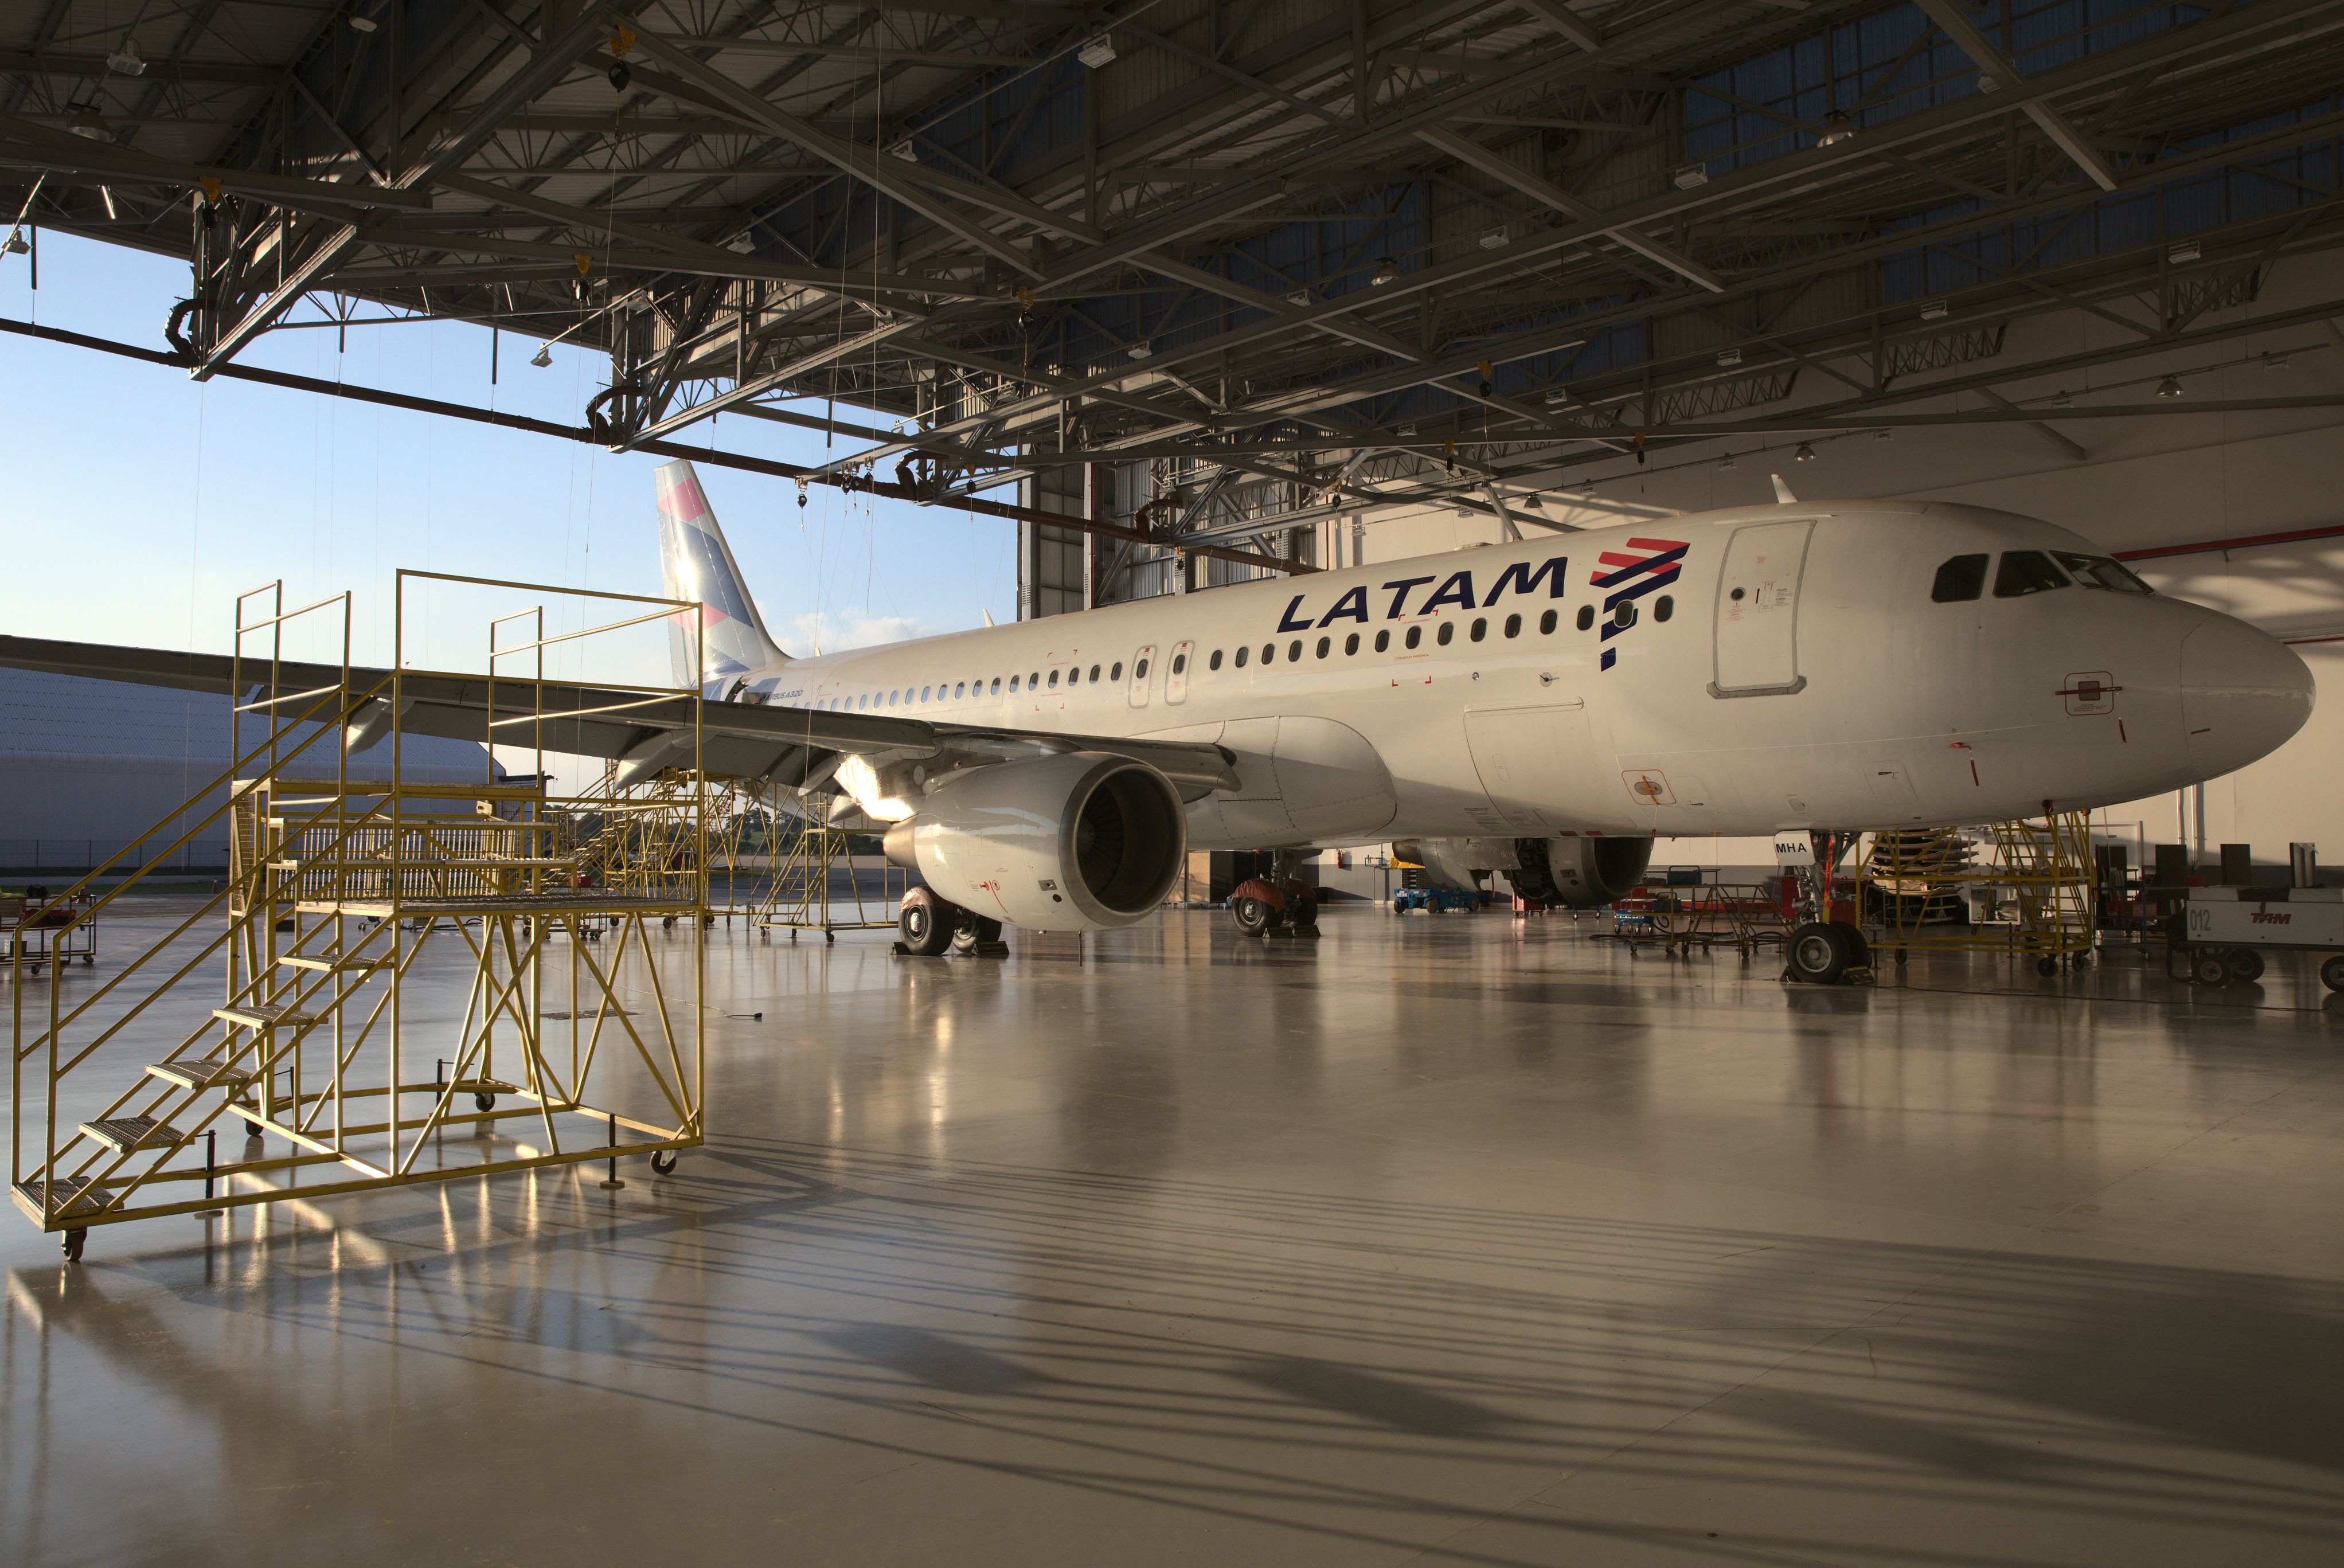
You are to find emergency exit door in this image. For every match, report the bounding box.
[1712,520,1812,697]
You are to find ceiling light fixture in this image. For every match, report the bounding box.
[1478,225,1509,249]
[66,103,111,140]
[1371,257,1399,286]
[1874,428,1894,441]
[1522,492,1544,510]
[1794,441,1818,462]
[1716,347,1743,368]
[3,232,28,256]
[1078,34,1116,69]
[530,345,552,367]
[1817,111,1855,146]
[1672,163,1709,190]
[1717,452,1736,471]
[1920,299,1950,322]
[349,13,377,33]
[2156,374,2184,398]
[2168,240,2201,264]
[1128,343,1152,359]
[107,37,145,75]
[2263,350,2290,372]
[1576,478,1596,494]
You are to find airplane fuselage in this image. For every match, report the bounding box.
[721,498,2312,847]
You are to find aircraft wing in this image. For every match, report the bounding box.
[0,635,1240,794]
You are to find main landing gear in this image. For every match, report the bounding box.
[893,887,1005,957]
[1227,851,1320,939]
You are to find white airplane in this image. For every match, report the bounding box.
[1,458,2312,980]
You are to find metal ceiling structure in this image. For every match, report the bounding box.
[7,0,2344,576]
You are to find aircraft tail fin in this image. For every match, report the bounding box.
[654,460,787,693]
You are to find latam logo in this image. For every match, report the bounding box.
[1274,556,1569,631]
[1593,537,1687,671]
[2250,912,2293,924]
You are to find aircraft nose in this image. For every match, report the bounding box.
[2179,613,2314,777]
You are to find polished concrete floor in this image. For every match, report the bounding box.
[4,901,2341,1566]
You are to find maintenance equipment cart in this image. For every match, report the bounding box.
[2174,885,2344,988]
[1392,887,1478,914]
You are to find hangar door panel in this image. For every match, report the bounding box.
[1464,703,1627,833]
[1712,521,1812,697]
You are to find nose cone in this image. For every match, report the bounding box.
[2181,614,2314,777]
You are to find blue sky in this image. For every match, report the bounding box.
[0,232,1019,681]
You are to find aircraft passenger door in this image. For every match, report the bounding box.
[1128,644,1156,708]
[1712,520,1813,697]
[1165,640,1194,705]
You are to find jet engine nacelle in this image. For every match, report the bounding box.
[882,752,1186,932]
[1396,835,1652,907]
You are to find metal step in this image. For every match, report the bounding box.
[277,951,390,972]
[146,1056,255,1091]
[14,1176,112,1218]
[214,1002,319,1029]
[81,1116,187,1153]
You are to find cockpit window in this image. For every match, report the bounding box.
[1994,550,2070,598]
[2053,551,2154,595]
[1931,554,1989,603]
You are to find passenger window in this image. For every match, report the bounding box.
[1540,609,1557,635]
[1048,670,1060,688]
[1209,649,1223,670]
[1374,629,1390,652]
[1654,596,1673,623]
[1932,554,1989,603]
[1470,618,1487,642]
[1110,663,1122,681]
[1994,550,2070,598]
[1504,613,1521,638]
[1029,670,1040,686]
[1315,636,1330,659]
[1288,639,1303,661]
[1009,675,1020,691]
[990,678,1001,694]
[1089,664,1101,681]
[1576,605,1595,631]
[2054,550,2154,593]
[1235,645,1249,668]
[1614,602,1637,628]
[954,683,965,698]
[1135,657,1149,679]
[1261,643,1274,664]
[1344,632,1359,655]
[1171,652,1186,675]
[1405,625,1421,649]
[1436,622,1455,646]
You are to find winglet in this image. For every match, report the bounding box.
[1771,473,1798,504]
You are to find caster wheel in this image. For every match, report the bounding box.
[649,1149,679,1175]
[2037,956,2060,977]
[62,1228,86,1262]
[2193,951,2232,986]
[2320,954,2344,992]
[474,1092,496,1112]
[826,932,835,945]
[2227,948,2263,983]
[1894,948,1908,967]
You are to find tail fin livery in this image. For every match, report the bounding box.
[654,460,787,693]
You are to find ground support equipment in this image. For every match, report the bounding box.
[2172,885,2344,988]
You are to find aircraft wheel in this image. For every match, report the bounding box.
[897,889,954,956]
[2228,948,2264,982]
[2193,951,2232,986]
[1229,896,1282,936]
[1287,893,1319,934]
[2320,955,2344,992]
[950,914,1003,954]
[1786,923,1846,985]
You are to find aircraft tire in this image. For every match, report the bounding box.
[1230,896,1282,936]
[897,889,955,956]
[950,914,1003,953]
[1827,921,1870,971]
[1786,923,1846,984]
